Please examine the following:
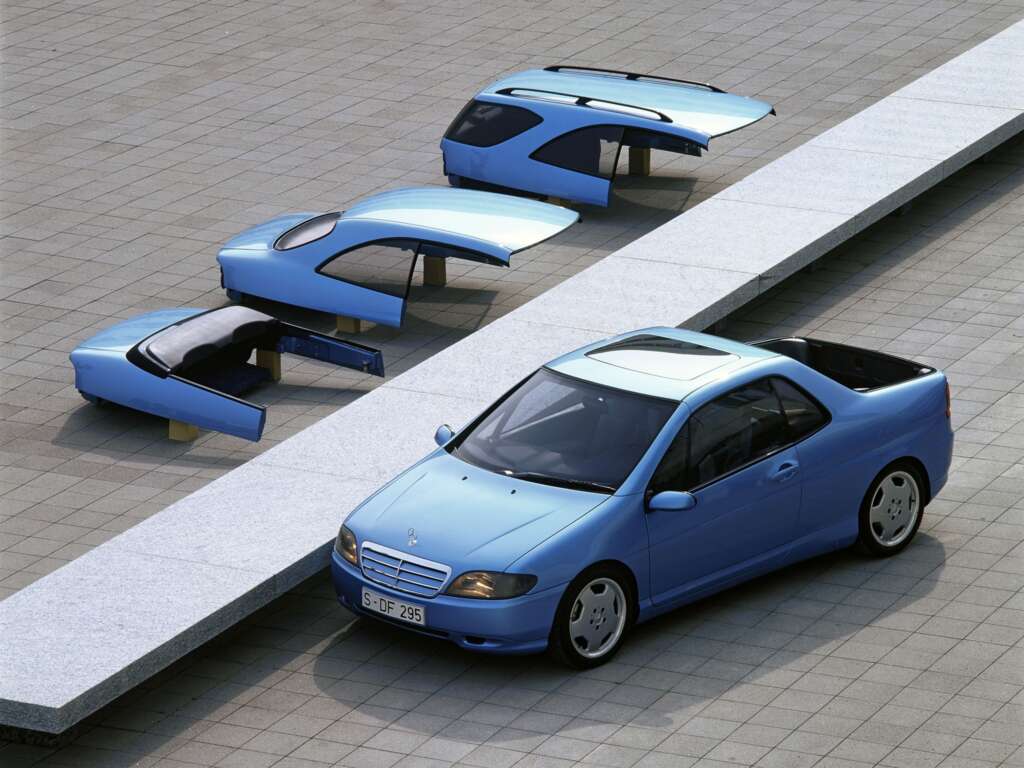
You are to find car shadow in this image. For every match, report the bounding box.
[16,534,946,763]
[304,532,948,734]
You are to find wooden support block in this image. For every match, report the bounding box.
[423,255,447,287]
[256,349,281,381]
[168,419,199,442]
[629,146,651,176]
[336,315,362,334]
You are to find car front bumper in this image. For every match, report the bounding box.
[330,551,564,654]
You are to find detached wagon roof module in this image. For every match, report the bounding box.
[441,65,775,206]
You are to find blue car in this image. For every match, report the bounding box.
[441,66,775,206]
[332,329,952,667]
[70,305,383,442]
[217,187,579,329]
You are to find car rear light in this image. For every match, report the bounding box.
[945,380,951,419]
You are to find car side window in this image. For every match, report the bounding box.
[649,422,689,495]
[687,380,788,488]
[445,101,542,147]
[319,239,418,298]
[771,377,829,440]
[531,126,625,179]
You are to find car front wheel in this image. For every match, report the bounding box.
[859,461,925,556]
[549,566,632,669]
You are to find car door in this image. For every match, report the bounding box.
[645,378,803,605]
[277,325,384,376]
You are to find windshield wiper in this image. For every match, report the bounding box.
[505,471,615,494]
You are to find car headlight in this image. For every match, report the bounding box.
[446,571,537,599]
[335,525,358,565]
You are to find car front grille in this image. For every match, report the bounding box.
[360,542,451,598]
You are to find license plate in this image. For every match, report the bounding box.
[361,587,426,626]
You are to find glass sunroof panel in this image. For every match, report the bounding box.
[586,334,737,380]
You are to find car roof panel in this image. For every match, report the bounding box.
[481,68,773,139]
[338,187,579,255]
[546,328,778,401]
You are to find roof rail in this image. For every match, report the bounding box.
[544,65,725,94]
[495,87,672,123]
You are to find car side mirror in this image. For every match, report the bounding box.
[434,424,455,446]
[648,491,696,512]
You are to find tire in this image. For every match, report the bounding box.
[549,565,634,669]
[858,461,925,557]
[447,173,463,188]
[225,288,244,303]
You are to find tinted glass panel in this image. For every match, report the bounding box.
[688,380,787,488]
[771,377,829,439]
[450,368,676,492]
[445,101,542,147]
[275,213,339,250]
[319,239,418,298]
[531,126,624,178]
[587,334,736,380]
[649,422,689,495]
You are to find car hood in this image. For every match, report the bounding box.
[347,451,609,572]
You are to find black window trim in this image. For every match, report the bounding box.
[646,375,831,498]
[443,99,544,148]
[529,124,626,181]
[314,238,503,301]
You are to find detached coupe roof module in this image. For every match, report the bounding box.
[218,187,579,329]
[441,65,775,206]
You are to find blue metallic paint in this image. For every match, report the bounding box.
[441,69,774,206]
[71,308,384,441]
[218,188,579,327]
[333,328,953,654]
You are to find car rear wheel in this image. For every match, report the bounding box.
[858,461,924,556]
[549,566,632,669]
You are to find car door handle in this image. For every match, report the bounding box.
[770,461,800,482]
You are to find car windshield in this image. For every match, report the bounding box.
[449,368,677,492]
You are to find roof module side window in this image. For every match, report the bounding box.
[445,101,543,147]
[318,239,419,298]
[531,126,625,179]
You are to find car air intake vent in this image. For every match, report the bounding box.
[360,542,451,598]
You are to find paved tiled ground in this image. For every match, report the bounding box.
[4,0,1024,599]
[3,118,1022,768]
